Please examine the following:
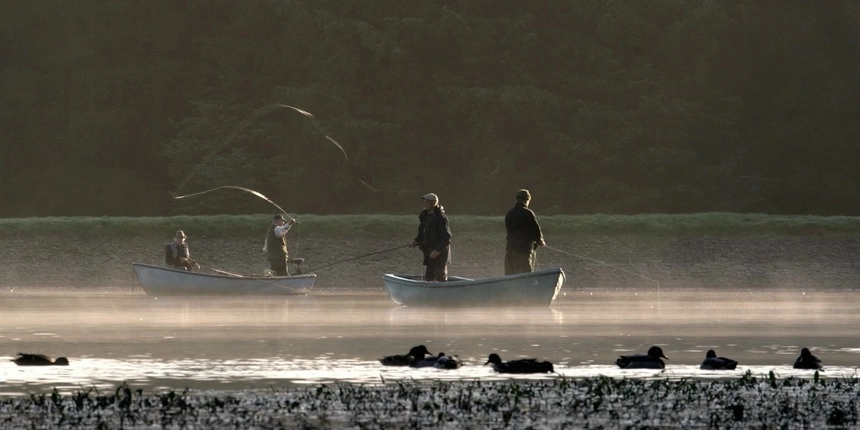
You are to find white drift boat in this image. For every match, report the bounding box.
[382,267,565,307]
[132,263,315,296]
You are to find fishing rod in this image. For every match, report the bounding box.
[306,245,411,273]
[545,245,661,298]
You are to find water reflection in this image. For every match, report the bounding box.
[1,290,858,395]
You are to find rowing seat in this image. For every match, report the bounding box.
[288,258,304,275]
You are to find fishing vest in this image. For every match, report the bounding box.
[266,223,288,261]
[165,242,189,265]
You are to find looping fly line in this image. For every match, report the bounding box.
[173,185,293,219]
[174,103,376,196]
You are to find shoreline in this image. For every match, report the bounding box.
[3,232,860,291]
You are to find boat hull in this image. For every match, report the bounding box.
[382,268,565,307]
[132,263,315,296]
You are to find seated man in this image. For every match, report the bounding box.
[165,230,199,271]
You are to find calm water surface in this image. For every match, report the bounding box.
[1,288,858,396]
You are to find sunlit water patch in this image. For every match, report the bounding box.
[2,290,860,396]
[2,357,857,396]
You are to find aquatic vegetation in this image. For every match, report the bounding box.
[0,377,857,428]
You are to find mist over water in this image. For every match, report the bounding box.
[1,287,858,396]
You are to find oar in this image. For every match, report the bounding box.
[212,268,243,277]
[245,273,311,295]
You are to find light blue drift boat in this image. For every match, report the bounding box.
[132,263,315,296]
[382,268,565,307]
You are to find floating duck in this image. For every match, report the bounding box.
[484,353,554,374]
[616,346,668,369]
[411,352,444,368]
[12,353,69,366]
[793,347,824,370]
[699,349,738,370]
[434,353,462,369]
[379,345,432,366]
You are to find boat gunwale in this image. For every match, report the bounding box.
[132,262,317,281]
[383,267,564,289]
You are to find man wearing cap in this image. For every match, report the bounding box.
[265,214,296,276]
[410,193,452,281]
[164,230,199,271]
[505,189,545,275]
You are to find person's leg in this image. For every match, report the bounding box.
[527,250,537,272]
[433,263,448,282]
[505,250,531,275]
[504,250,517,275]
[424,265,434,281]
[270,259,289,276]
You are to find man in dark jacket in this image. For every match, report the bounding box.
[410,193,452,281]
[505,189,545,275]
[164,230,199,271]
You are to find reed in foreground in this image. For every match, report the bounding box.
[2,373,857,428]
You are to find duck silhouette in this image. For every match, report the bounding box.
[411,352,445,368]
[616,346,668,369]
[12,353,69,366]
[793,347,824,370]
[484,353,554,374]
[699,349,738,370]
[434,353,463,369]
[379,345,433,366]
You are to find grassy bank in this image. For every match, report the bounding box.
[3,213,860,238]
[3,213,860,290]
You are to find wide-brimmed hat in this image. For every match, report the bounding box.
[175,230,186,238]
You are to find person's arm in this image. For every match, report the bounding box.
[428,215,452,258]
[274,220,294,237]
[528,211,545,246]
[436,217,452,252]
[411,212,427,247]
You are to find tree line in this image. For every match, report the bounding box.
[2,0,859,217]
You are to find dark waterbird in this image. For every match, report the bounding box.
[379,345,433,366]
[616,346,668,369]
[12,353,69,366]
[793,347,824,370]
[699,349,738,370]
[411,352,445,368]
[433,353,463,369]
[485,353,554,374]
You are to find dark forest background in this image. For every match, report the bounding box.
[2,0,859,217]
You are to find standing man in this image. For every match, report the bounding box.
[265,214,296,276]
[505,189,545,275]
[164,230,199,271]
[410,193,452,281]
